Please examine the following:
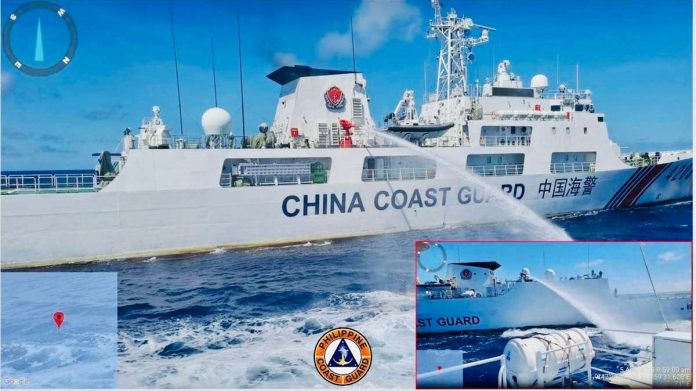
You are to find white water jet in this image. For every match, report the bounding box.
[365,129,571,240]
[534,277,654,346]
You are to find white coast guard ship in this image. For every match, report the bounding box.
[1,1,692,268]
[416,261,691,333]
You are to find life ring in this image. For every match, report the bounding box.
[417,242,447,272]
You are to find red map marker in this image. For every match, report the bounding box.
[53,311,65,329]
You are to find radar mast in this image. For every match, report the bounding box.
[428,0,494,101]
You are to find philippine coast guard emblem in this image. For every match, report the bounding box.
[314,327,372,385]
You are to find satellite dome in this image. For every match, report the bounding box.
[544,269,556,281]
[201,107,232,136]
[530,74,549,91]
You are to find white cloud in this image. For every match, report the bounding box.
[657,251,684,263]
[575,259,604,269]
[273,52,299,67]
[317,0,422,59]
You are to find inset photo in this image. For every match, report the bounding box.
[415,241,692,389]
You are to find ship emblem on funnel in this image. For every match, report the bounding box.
[461,269,472,279]
[324,86,346,110]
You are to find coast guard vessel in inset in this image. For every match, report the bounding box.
[1,1,691,267]
[416,261,691,333]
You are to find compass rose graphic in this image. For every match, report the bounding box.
[3,1,78,76]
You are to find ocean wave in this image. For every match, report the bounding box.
[118,290,414,388]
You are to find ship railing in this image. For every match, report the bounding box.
[421,136,469,148]
[417,355,508,388]
[0,174,112,193]
[219,172,322,187]
[361,167,437,182]
[485,112,567,121]
[543,91,593,100]
[467,163,524,176]
[550,162,596,174]
[479,135,531,147]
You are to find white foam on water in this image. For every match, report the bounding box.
[209,248,227,254]
[118,291,414,388]
[366,129,570,240]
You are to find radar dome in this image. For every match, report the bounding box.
[544,269,556,281]
[530,74,549,91]
[201,107,232,136]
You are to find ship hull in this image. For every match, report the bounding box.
[416,279,691,333]
[1,157,691,268]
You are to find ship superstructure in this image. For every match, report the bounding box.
[416,261,691,333]
[1,1,691,268]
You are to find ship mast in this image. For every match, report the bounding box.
[428,0,493,101]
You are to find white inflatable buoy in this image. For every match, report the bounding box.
[504,328,594,387]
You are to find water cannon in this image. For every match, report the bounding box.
[520,267,531,282]
[339,119,354,131]
[338,119,354,148]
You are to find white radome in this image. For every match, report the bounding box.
[530,74,549,91]
[201,107,232,136]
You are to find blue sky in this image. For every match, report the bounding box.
[1,0,692,170]
[417,242,692,294]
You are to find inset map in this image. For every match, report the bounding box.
[2,272,117,388]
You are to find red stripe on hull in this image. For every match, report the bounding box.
[617,164,670,208]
